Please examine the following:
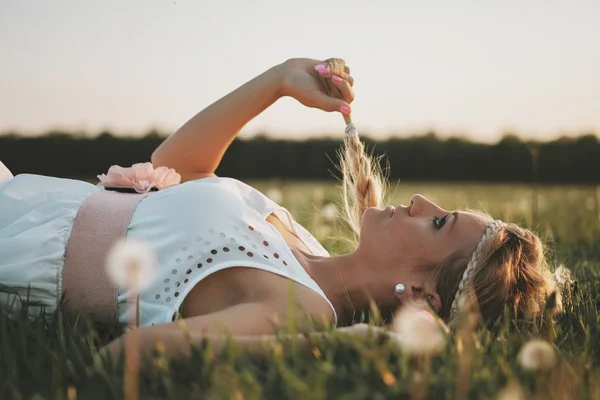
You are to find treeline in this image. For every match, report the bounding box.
[0,131,599,183]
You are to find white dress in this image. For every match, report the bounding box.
[119,176,337,328]
[0,171,337,328]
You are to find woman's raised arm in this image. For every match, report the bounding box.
[151,58,354,182]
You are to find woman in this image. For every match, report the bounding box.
[0,58,556,361]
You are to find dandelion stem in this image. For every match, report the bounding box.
[124,329,140,400]
[124,292,140,400]
[411,356,430,400]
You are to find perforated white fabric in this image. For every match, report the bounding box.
[118,177,337,329]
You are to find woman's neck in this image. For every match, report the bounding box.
[291,248,391,318]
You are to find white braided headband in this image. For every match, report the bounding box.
[449,219,506,319]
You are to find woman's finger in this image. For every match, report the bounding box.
[316,65,354,86]
[331,75,354,103]
[342,73,354,86]
[305,88,351,114]
[322,71,354,87]
[344,65,351,74]
[316,65,331,78]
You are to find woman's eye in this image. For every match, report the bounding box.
[433,215,449,230]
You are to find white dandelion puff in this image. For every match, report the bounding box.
[266,188,283,204]
[392,304,448,356]
[107,238,157,292]
[554,265,573,287]
[517,339,557,371]
[321,203,338,221]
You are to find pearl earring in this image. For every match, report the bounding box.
[394,283,406,294]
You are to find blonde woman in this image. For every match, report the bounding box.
[0,58,557,361]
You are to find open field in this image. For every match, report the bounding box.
[2,181,599,399]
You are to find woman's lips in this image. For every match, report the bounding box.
[386,205,395,218]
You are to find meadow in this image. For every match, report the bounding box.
[1,181,599,400]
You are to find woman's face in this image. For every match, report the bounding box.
[359,194,491,275]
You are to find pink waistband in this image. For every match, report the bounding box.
[62,189,148,325]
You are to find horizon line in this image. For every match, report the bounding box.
[1,128,598,145]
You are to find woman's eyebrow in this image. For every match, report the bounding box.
[449,211,459,231]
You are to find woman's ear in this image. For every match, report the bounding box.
[410,286,442,314]
[427,292,442,314]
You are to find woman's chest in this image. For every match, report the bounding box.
[181,214,326,319]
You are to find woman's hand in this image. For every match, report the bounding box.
[152,57,355,179]
[278,58,355,115]
[336,323,397,340]
[100,334,125,364]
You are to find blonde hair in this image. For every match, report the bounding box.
[323,58,558,326]
[339,134,386,240]
[431,222,560,326]
[319,58,387,238]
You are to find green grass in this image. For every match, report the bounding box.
[2,181,600,399]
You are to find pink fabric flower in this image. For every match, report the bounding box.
[97,162,181,193]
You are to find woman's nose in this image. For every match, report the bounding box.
[409,194,444,216]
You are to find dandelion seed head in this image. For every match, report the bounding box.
[392,304,447,356]
[517,339,557,371]
[554,264,573,287]
[322,203,338,221]
[107,238,157,292]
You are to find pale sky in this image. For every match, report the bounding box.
[1,0,599,142]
